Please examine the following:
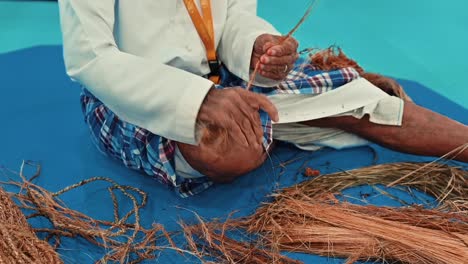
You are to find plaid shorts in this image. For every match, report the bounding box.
[80,59,360,197]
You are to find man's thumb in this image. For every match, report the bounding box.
[262,41,276,53]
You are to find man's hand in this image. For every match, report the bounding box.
[197,87,279,147]
[251,34,299,81]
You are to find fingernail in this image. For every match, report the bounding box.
[261,56,267,63]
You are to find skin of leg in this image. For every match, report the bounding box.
[177,137,269,183]
[301,102,468,162]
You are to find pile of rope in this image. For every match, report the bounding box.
[1,157,466,263]
[181,158,468,263]
[0,186,62,263]
[2,161,180,264]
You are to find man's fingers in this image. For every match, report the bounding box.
[229,96,259,147]
[260,53,297,66]
[267,45,288,57]
[262,41,276,53]
[255,94,279,123]
[227,90,252,117]
[225,90,264,146]
[240,118,259,147]
[246,111,263,146]
[230,90,264,145]
[267,38,299,57]
[238,108,263,146]
[229,121,249,147]
[240,90,279,123]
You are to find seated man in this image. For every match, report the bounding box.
[59,0,468,197]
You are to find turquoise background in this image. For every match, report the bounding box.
[0,0,467,107]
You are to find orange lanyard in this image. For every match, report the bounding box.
[183,0,220,84]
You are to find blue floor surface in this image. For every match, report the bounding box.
[0,46,466,263]
[0,1,467,263]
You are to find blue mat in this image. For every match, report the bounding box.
[0,46,467,263]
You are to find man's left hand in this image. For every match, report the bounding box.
[251,34,299,81]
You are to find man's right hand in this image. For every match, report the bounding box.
[197,87,279,148]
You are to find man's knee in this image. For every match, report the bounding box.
[177,142,267,183]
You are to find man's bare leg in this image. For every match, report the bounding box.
[302,102,468,162]
[177,137,268,183]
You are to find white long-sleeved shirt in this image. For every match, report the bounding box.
[58,0,280,145]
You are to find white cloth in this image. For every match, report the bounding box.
[268,78,404,125]
[273,78,404,150]
[58,0,280,145]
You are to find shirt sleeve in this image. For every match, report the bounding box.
[58,0,213,145]
[218,0,282,87]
